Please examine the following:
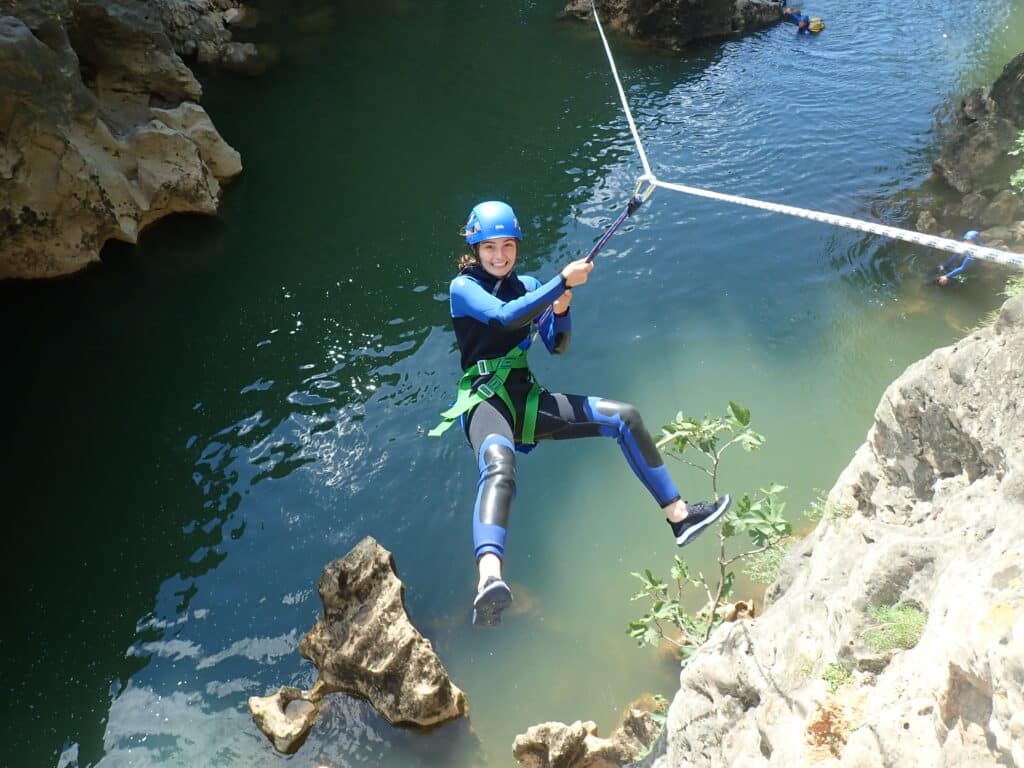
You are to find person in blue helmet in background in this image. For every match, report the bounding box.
[430,201,731,627]
[782,6,812,33]
[937,230,982,286]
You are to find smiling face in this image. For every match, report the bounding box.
[476,237,518,278]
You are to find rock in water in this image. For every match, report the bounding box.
[562,0,783,51]
[512,696,662,768]
[300,537,468,727]
[249,537,468,753]
[248,685,321,755]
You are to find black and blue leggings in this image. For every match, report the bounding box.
[465,390,681,561]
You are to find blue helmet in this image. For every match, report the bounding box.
[464,201,522,245]
[963,230,981,242]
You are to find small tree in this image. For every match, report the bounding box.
[627,403,792,664]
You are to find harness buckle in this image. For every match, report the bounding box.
[477,383,495,399]
[476,360,490,375]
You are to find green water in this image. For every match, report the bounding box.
[3,1,1024,766]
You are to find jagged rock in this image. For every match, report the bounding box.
[959,191,989,220]
[933,115,1019,195]
[0,0,244,279]
[223,5,260,29]
[910,52,1024,238]
[980,189,1024,228]
[248,684,322,754]
[562,0,782,51]
[298,536,468,728]
[958,85,997,123]
[916,209,940,234]
[220,40,278,76]
[645,294,1024,767]
[513,696,662,768]
[991,50,1024,123]
[150,0,260,64]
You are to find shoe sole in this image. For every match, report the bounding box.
[675,494,732,547]
[472,580,513,627]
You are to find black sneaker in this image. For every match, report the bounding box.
[668,495,731,547]
[472,577,513,627]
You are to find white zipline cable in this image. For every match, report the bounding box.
[590,0,652,178]
[653,178,1024,269]
[587,0,1024,270]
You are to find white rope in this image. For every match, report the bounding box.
[653,178,1024,269]
[590,0,652,177]
[586,0,1024,270]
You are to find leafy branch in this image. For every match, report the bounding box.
[630,404,793,658]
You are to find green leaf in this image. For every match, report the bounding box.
[727,401,751,427]
[670,556,689,581]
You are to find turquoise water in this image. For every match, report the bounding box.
[3,1,1024,766]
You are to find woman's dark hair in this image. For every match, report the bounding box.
[457,245,479,270]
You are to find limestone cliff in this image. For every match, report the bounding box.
[0,0,260,280]
[563,0,782,52]
[641,294,1024,767]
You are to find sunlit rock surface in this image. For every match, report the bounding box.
[0,0,247,279]
[643,294,1024,767]
[513,696,662,768]
[562,0,782,51]
[250,537,468,753]
[248,684,322,754]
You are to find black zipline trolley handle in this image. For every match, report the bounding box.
[583,174,658,263]
[535,176,659,330]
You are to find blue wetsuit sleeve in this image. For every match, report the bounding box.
[944,255,972,279]
[450,272,567,329]
[522,275,573,354]
[940,253,962,272]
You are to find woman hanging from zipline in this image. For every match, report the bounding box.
[430,200,731,627]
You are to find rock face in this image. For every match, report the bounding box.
[250,537,468,753]
[644,294,1024,767]
[562,0,782,51]
[0,0,249,280]
[917,51,1024,250]
[512,696,663,768]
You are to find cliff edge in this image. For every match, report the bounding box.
[0,0,257,280]
[643,294,1024,767]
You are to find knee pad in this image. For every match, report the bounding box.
[477,435,516,527]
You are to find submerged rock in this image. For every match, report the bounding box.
[644,294,1024,767]
[249,537,468,753]
[562,0,782,51]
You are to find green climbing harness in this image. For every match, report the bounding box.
[428,343,542,444]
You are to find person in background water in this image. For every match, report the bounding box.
[782,6,812,33]
[433,201,731,627]
[937,230,982,286]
